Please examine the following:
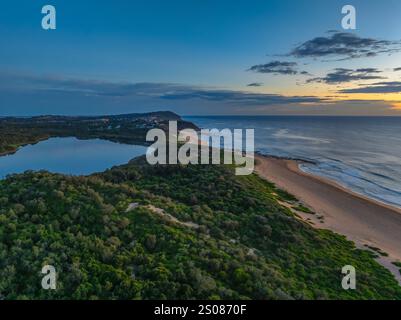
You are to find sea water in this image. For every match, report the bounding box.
[186,116,401,208]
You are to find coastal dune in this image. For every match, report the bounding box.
[255,154,401,283]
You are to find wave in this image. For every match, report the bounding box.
[273,129,331,144]
[300,161,401,208]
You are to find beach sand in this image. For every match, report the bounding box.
[255,154,401,283]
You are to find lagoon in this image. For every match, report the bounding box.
[0,137,147,178]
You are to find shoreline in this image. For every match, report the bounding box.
[0,136,51,157]
[255,154,401,284]
[255,151,401,210]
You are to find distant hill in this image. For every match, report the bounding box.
[9,111,183,122]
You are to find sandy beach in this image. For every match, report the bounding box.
[255,154,401,283]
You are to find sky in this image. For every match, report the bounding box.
[1,0,401,116]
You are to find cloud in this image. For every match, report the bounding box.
[2,72,323,105]
[161,88,325,105]
[307,68,384,84]
[394,67,401,72]
[339,81,401,94]
[0,72,185,97]
[0,71,327,114]
[1,71,400,116]
[247,82,263,87]
[289,32,401,60]
[248,61,299,75]
[3,73,321,106]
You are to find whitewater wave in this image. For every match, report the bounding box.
[300,161,401,208]
[273,129,331,144]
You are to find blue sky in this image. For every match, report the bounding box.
[1,0,401,115]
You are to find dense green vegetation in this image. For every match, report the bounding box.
[0,157,400,300]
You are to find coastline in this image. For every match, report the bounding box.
[2,125,401,285]
[255,154,401,283]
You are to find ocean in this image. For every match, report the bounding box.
[186,116,401,209]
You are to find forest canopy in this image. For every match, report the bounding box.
[0,156,400,300]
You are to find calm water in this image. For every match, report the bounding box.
[0,137,147,178]
[186,116,401,208]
